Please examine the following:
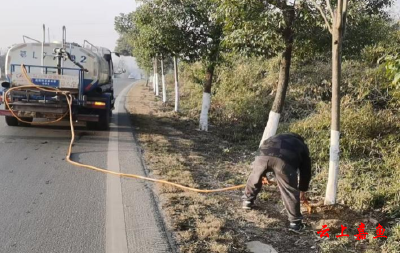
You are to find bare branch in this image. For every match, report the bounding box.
[310,0,332,34]
[325,0,334,19]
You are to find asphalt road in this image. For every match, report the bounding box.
[0,79,173,253]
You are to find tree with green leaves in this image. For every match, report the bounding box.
[130,0,225,130]
[310,0,349,206]
[221,0,393,147]
[115,36,133,57]
[309,0,393,205]
[221,0,301,145]
[115,12,152,74]
[115,0,189,109]
[163,0,225,130]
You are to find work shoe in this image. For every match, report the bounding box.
[242,200,255,210]
[288,221,305,234]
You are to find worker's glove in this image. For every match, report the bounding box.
[300,191,312,214]
[261,176,270,185]
[300,191,307,202]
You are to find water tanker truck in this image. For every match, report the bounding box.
[0,26,122,130]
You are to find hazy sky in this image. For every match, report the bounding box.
[391,0,400,19]
[0,0,137,53]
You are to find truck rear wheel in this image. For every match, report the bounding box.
[86,110,110,131]
[5,116,19,126]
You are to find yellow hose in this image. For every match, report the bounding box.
[4,65,246,193]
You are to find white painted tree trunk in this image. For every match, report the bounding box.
[155,59,159,96]
[199,92,211,131]
[156,76,159,96]
[161,59,167,103]
[259,111,281,147]
[257,9,294,148]
[325,0,347,205]
[325,130,340,204]
[174,56,179,112]
[153,61,156,93]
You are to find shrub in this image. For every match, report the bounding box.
[287,104,399,214]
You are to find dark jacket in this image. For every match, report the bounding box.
[258,133,312,191]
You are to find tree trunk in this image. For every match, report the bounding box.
[173,56,179,112]
[199,64,214,131]
[161,58,167,103]
[153,58,156,93]
[259,8,295,146]
[325,8,345,205]
[155,58,159,96]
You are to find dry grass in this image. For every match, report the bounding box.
[126,82,398,253]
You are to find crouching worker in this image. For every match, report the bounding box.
[242,133,311,233]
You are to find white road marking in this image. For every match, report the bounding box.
[106,84,133,253]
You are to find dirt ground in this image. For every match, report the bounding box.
[125,82,388,253]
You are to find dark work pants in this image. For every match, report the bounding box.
[242,155,303,222]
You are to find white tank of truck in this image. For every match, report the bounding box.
[5,42,113,91]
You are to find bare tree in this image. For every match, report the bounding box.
[310,0,348,205]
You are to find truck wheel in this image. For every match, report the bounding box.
[86,121,98,130]
[86,110,110,131]
[5,116,19,126]
[97,110,110,131]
